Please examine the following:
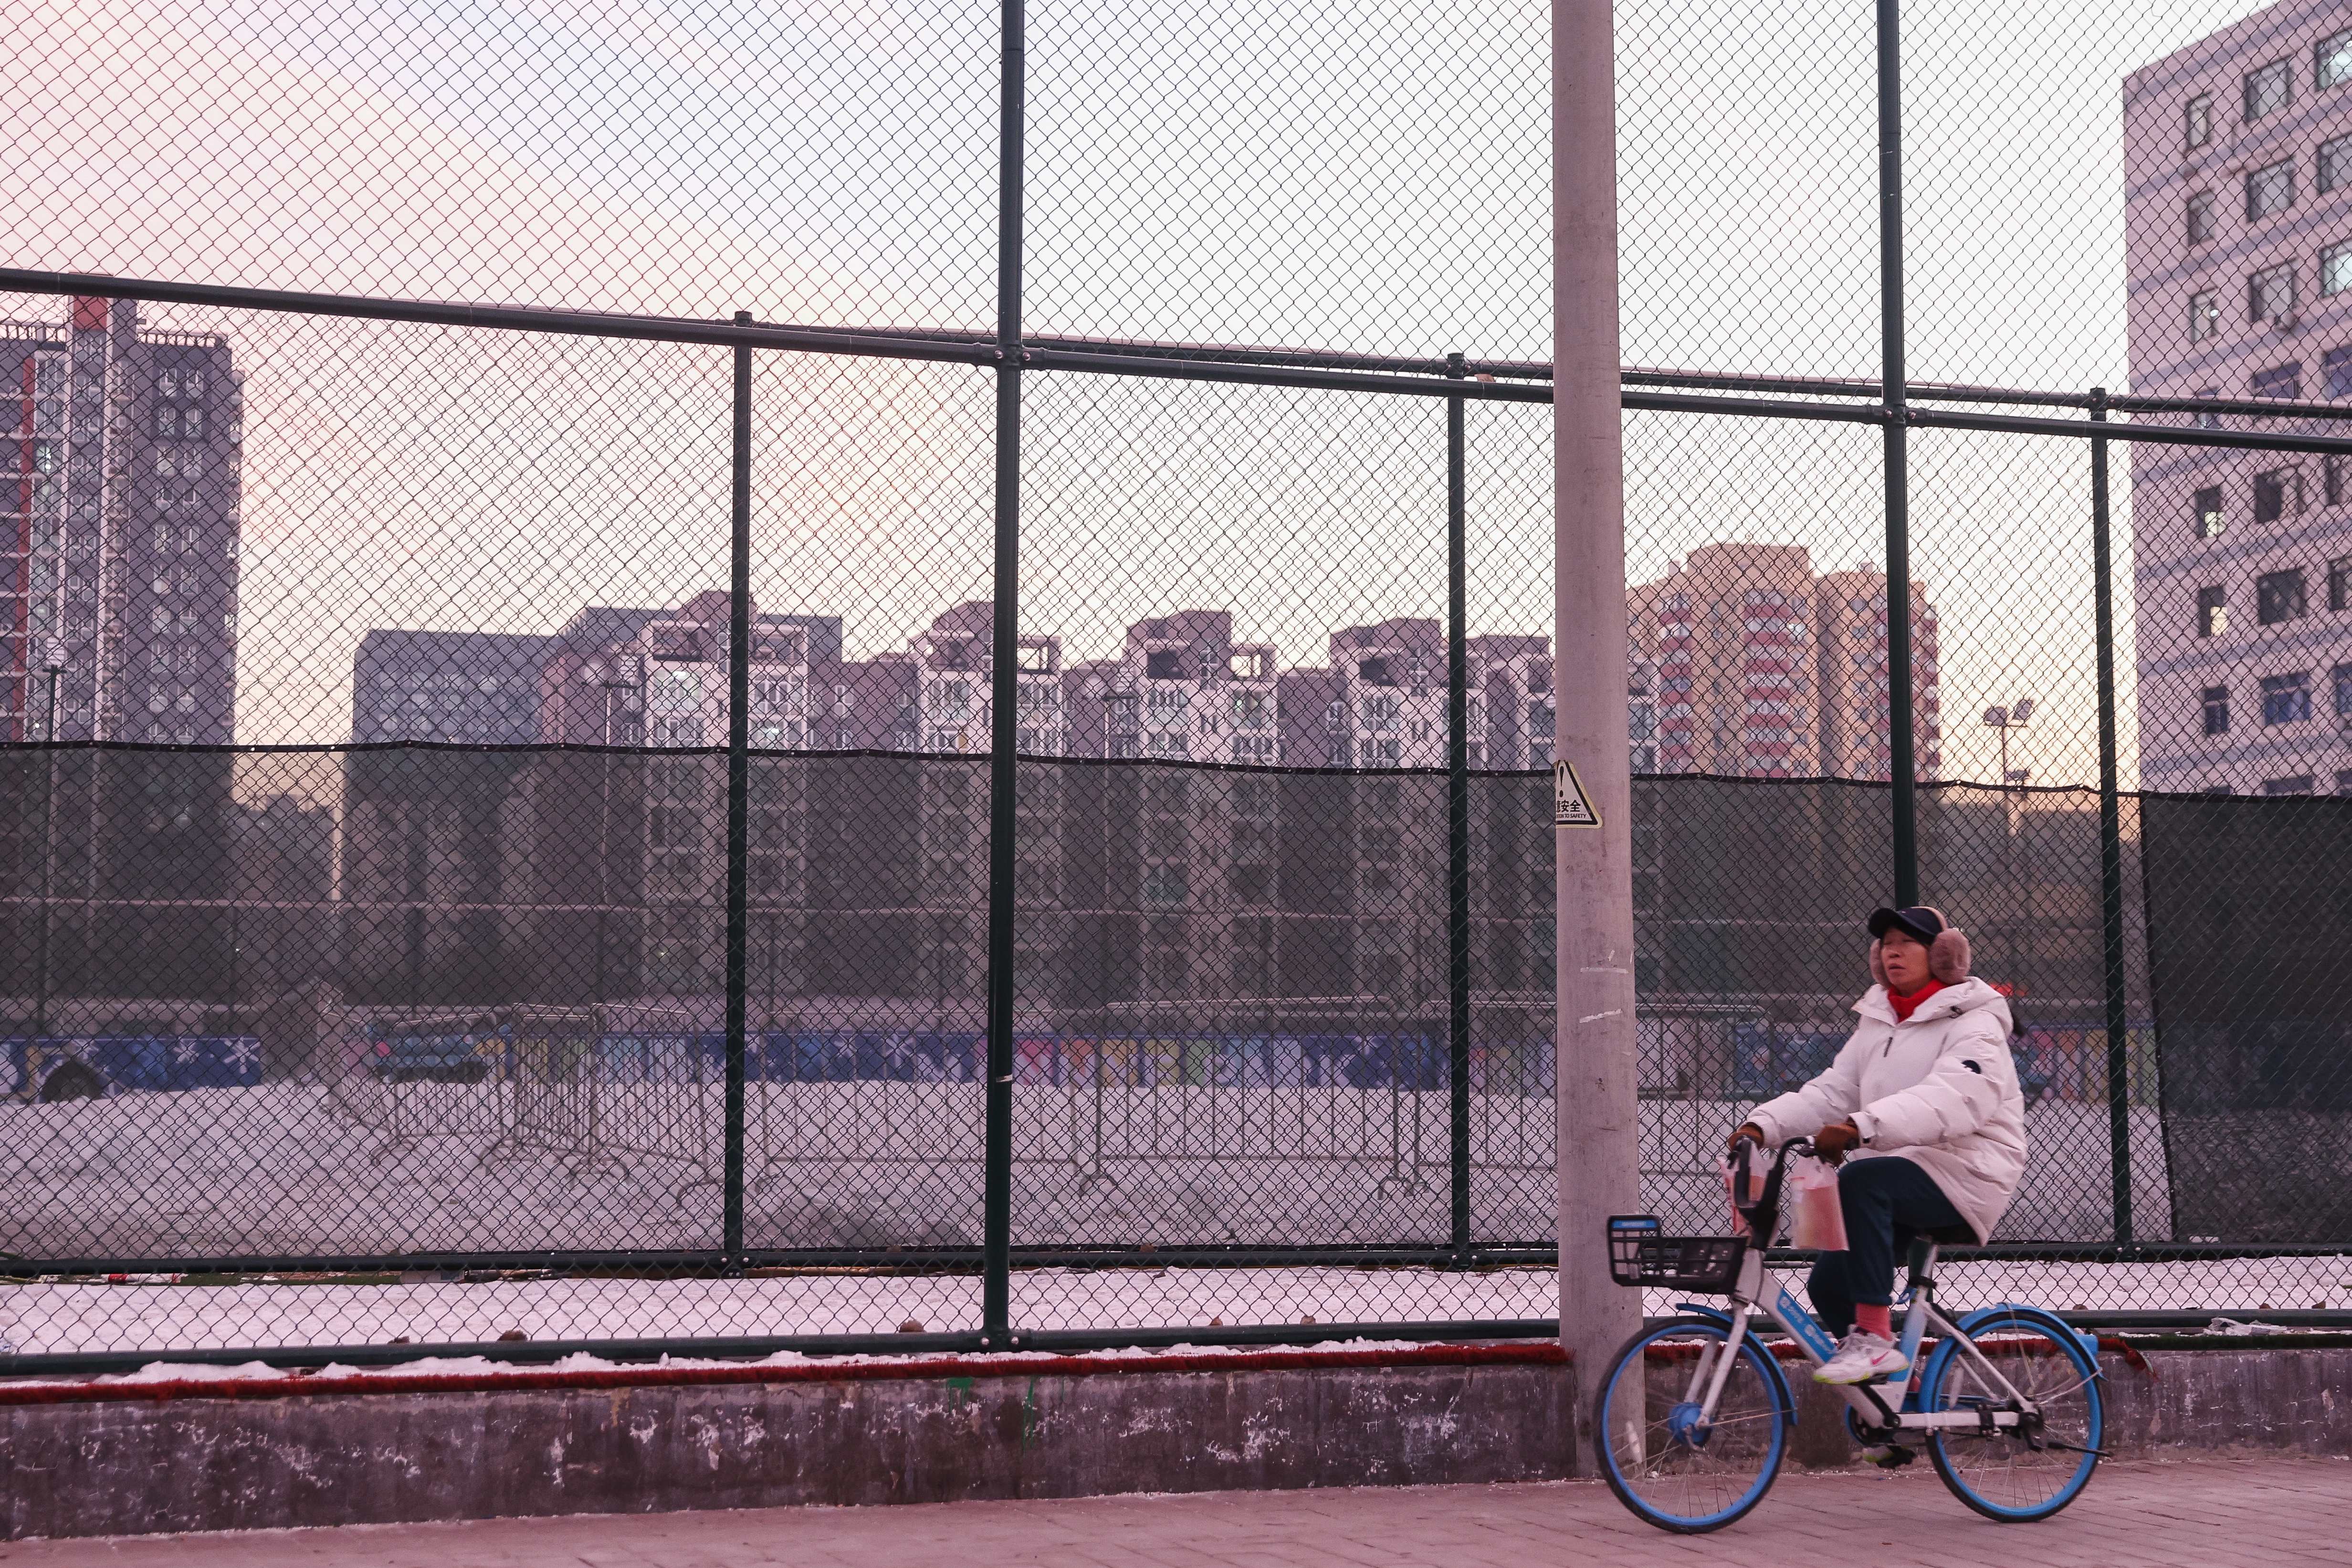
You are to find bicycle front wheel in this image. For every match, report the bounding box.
[1594,1315,1792,1534]
[1923,1306,2102,1522]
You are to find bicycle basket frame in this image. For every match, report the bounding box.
[1606,1216,1747,1293]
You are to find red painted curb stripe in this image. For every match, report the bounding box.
[0,1340,1568,1407]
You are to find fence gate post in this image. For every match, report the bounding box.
[1445,351,1473,1259]
[1877,0,1918,905]
[723,314,753,1273]
[983,0,1027,1350]
[2089,387,2134,1248]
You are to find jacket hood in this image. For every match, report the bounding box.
[1854,975,2013,1032]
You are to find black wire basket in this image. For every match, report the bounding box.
[1606,1216,1747,1293]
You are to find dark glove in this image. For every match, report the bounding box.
[1813,1121,1862,1165]
[1725,1122,1765,1156]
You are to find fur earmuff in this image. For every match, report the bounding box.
[1868,939,1888,988]
[1929,927,1972,984]
[1914,905,1971,983]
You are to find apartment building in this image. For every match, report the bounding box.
[1062,610,1280,764]
[1630,542,1941,781]
[1816,568,1943,780]
[342,596,843,1007]
[0,300,244,1016]
[2125,6,2352,795]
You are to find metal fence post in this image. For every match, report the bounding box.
[983,0,1027,1349]
[1877,0,1918,906]
[723,313,753,1273]
[1445,351,1472,1259]
[2089,386,2134,1248]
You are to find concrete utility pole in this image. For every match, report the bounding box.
[1553,0,1642,1469]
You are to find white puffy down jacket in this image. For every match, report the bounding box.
[1744,977,2027,1244]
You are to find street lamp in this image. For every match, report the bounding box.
[33,638,67,1045]
[1981,698,2034,790]
[581,654,640,1015]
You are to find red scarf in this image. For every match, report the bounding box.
[1887,978,1945,1023]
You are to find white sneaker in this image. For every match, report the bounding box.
[1815,1330,1910,1385]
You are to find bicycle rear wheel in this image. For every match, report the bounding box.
[1922,1306,2102,1522]
[1595,1315,1792,1533]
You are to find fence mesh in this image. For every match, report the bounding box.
[6,0,2352,1366]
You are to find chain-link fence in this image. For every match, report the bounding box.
[3,0,2351,1370]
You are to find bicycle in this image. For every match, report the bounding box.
[1594,1136,2107,1533]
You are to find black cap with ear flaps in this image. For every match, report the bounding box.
[1869,905,1946,944]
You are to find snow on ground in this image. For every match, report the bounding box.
[5,1254,2348,1360]
[1,1081,2173,1256]
[0,1076,2327,1361]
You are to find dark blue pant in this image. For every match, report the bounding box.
[1805,1156,1967,1336]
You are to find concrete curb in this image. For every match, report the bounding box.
[4,1341,2346,1541]
[0,1340,1565,1407]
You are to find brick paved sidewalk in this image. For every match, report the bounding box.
[6,1458,2343,1566]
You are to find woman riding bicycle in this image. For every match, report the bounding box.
[1730,905,2027,1385]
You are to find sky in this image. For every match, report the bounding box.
[0,0,2281,785]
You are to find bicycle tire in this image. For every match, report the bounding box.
[1594,1315,1793,1534]
[1921,1305,2102,1522]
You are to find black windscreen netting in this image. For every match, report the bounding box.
[1,757,2184,1268]
[2142,791,2352,1245]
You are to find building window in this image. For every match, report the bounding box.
[2326,240,2352,297]
[2251,362,2302,401]
[2322,28,2352,89]
[2331,556,2351,610]
[2196,585,2227,637]
[2330,347,2352,400]
[2257,567,2309,623]
[2202,685,2230,735]
[2252,467,2301,523]
[2186,190,2216,244]
[2262,775,2315,796]
[2246,58,2293,121]
[2247,159,2295,220]
[2259,671,2311,724]
[2325,134,2352,194]
[2187,93,2212,147]
[2336,663,2352,717]
[2193,387,2222,428]
[2251,262,2298,322]
[2193,485,2225,538]
[2190,290,2219,339]
[2331,460,2348,508]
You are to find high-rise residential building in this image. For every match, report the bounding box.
[341,594,845,1008]
[1468,634,1553,771]
[3,297,242,744]
[1815,568,1943,781]
[1638,543,1817,778]
[1061,610,1279,763]
[1629,542,1940,781]
[2126,6,2352,796]
[0,299,243,1021]
[352,630,555,745]
[1277,617,1479,768]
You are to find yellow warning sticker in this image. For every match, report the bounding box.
[1553,759,1600,828]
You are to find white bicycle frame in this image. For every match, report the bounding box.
[1684,1243,2047,1439]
